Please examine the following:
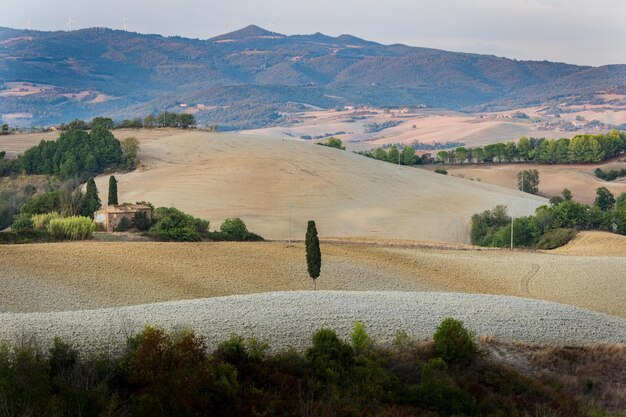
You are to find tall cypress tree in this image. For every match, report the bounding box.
[108,175,118,206]
[82,178,101,218]
[305,220,321,290]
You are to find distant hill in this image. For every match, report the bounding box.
[1,25,625,128]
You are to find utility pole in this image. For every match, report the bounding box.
[288,202,293,246]
[510,216,514,250]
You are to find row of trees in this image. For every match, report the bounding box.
[133,112,196,129]
[471,188,626,248]
[437,130,626,165]
[361,144,420,165]
[57,113,197,131]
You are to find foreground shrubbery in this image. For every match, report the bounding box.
[46,216,96,240]
[472,188,626,248]
[0,318,620,417]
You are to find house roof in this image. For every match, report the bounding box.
[98,204,151,214]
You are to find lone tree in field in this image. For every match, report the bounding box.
[517,169,539,194]
[305,220,321,291]
[108,175,118,206]
[82,178,101,218]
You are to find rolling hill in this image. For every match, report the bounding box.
[85,129,546,243]
[1,25,625,128]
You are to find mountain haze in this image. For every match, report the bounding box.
[1,25,625,128]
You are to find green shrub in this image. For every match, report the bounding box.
[434,168,448,175]
[132,211,153,231]
[220,218,248,241]
[306,328,354,382]
[350,321,374,355]
[418,357,475,415]
[536,228,577,249]
[149,207,209,242]
[243,232,264,241]
[46,216,96,240]
[31,212,61,230]
[11,213,34,232]
[19,192,61,216]
[114,217,133,232]
[433,317,478,364]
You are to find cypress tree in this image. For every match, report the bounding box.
[108,175,118,206]
[305,220,321,290]
[82,178,101,218]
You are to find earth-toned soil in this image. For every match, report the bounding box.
[1,238,624,317]
[421,160,626,204]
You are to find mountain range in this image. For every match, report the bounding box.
[1,25,625,129]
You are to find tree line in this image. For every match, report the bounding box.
[57,113,197,131]
[360,144,421,165]
[436,130,626,165]
[471,188,626,249]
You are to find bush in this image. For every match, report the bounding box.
[220,218,248,241]
[46,216,96,240]
[31,212,61,230]
[11,213,34,232]
[149,207,209,242]
[433,318,478,364]
[350,321,374,355]
[132,211,153,231]
[434,168,448,175]
[114,217,133,232]
[306,328,354,382]
[536,228,577,249]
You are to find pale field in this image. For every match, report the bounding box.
[83,129,545,243]
[243,109,537,151]
[421,160,626,204]
[242,107,624,151]
[0,130,58,158]
[0,238,624,317]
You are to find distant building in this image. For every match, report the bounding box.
[94,204,152,232]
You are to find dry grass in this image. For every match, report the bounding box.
[87,129,545,243]
[1,240,624,317]
[422,160,626,205]
[1,129,546,243]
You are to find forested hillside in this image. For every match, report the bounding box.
[1,25,625,128]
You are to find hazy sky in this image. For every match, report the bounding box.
[1,0,625,66]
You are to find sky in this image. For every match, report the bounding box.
[1,0,625,66]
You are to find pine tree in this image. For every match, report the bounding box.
[305,220,321,290]
[82,178,101,218]
[108,175,118,206]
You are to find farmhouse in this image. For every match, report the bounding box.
[94,204,152,232]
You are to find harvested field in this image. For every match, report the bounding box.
[0,241,624,318]
[550,231,626,257]
[90,129,544,243]
[421,160,626,205]
[0,130,58,158]
[0,129,546,243]
[1,292,624,355]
